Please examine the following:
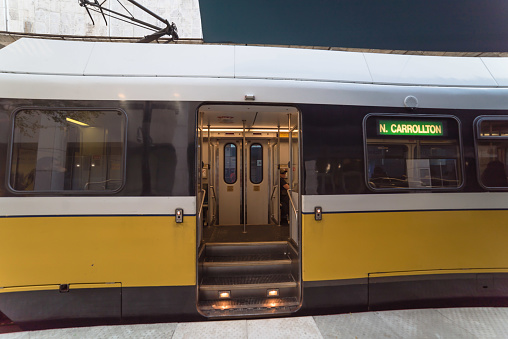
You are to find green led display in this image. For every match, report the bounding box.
[378,120,444,136]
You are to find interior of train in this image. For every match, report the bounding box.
[195,104,302,316]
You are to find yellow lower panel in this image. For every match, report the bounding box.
[303,210,508,282]
[0,216,196,288]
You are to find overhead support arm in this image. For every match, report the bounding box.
[78,0,178,43]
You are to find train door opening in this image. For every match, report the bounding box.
[196,104,302,317]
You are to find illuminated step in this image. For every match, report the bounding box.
[204,253,290,263]
[201,274,296,287]
[204,241,289,257]
[202,253,292,276]
[199,274,297,300]
[198,297,300,317]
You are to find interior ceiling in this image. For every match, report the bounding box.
[199,105,298,129]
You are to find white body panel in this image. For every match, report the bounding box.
[85,43,235,77]
[364,53,498,87]
[234,46,372,83]
[0,74,508,109]
[1,38,505,89]
[480,57,508,86]
[0,39,508,112]
[0,39,96,75]
[2,74,508,111]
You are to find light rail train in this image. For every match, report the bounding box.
[1,38,508,328]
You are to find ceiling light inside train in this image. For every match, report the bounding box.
[204,128,297,133]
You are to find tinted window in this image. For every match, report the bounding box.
[365,116,462,190]
[250,143,263,184]
[224,143,237,184]
[10,109,126,192]
[479,119,508,137]
[476,118,508,188]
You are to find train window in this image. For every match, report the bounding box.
[475,117,508,188]
[224,143,237,184]
[365,116,462,190]
[250,143,263,184]
[10,109,126,192]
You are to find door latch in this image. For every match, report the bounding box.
[314,206,322,221]
[175,208,183,223]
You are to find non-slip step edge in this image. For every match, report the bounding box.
[200,281,298,291]
[201,274,295,286]
[204,253,290,263]
[205,241,289,247]
[203,259,292,267]
[204,242,289,256]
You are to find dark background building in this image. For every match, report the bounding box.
[199,0,508,53]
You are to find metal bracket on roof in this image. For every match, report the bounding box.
[78,0,178,43]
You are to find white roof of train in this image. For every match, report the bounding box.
[1,38,508,88]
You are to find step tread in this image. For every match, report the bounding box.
[205,242,288,252]
[203,259,292,268]
[204,253,290,263]
[201,274,296,287]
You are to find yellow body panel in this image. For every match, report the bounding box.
[302,210,508,281]
[0,216,196,288]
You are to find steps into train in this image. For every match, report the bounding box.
[198,241,300,317]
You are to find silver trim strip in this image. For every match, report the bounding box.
[302,193,508,214]
[0,196,196,216]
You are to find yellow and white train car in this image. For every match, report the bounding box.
[1,38,508,328]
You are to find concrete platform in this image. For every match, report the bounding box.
[2,307,508,338]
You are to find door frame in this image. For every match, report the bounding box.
[195,103,303,310]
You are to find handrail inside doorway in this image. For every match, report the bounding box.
[287,188,298,218]
[198,188,206,218]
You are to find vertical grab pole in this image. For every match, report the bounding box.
[277,124,281,226]
[198,113,204,229]
[288,114,293,227]
[242,120,247,233]
[207,124,211,225]
[199,113,203,183]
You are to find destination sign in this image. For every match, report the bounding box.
[378,120,444,136]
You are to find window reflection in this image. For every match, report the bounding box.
[10,109,126,192]
[477,118,508,188]
[365,116,462,190]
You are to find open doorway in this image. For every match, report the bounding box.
[196,104,302,317]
